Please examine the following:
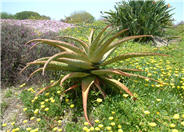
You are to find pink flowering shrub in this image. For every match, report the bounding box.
[1,20,71,86]
[1,19,73,33]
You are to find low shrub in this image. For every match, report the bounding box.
[0,12,15,19]
[1,23,60,87]
[15,11,50,20]
[64,11,95,24]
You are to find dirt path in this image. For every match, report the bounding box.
[0,87,31,131]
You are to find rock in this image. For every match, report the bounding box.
[152,36,169,47]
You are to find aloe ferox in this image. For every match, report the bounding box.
[21,25,167,126]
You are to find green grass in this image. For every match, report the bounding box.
[4,89,13,98]
[1,24,184,132]
[0,101,9,116]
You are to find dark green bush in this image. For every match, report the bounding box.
[103,0,174,42]
[14,11,50,20]
[64,11,95,24]
[1,23,60,87]
[15,11,40,20]
[0,12,15,19]
[28,15,51,20]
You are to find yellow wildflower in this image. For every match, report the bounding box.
[20,83,26,88]
[70,104,75,108]
[90,127,94,131]
[36,118,41,122]
[148,122,157,127]
[96,98,102,103]
[65,98,69,102]
[111,111,115,115]
[23,108,28,111]
[170,123,176,128]
[118,129,123,132]
[181,121,184,126]
[23,120,28,123]
[34,109,39,114]
[95,119,99,123]
[84,122,89,125]
[182,114,184,118]
[58,128,62,132]
[30,117,35,120]
[106,126,112,130]
[53,127,58,131]
[156,99,162,102]
[50,80,54,83]
[26,127,32,131]
[45,92,49,96]
[118,125,122,128]
[173,114,179,119]
[40,102,45,105]
[2,123,7,127]
[58,120,62,124]
[57,91,61,94]
[123,94,128,98]
[109,116,113,120]
[144,110,150,115]
[98,124,103,128]
[111,122,115,126]
[83,126,88,131]
[172,129,178,132]
[95,127,100,131]
[44,107,49,111]
[11,122,15,125]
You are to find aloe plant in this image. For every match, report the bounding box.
[21,26,167,126]
[103,0,174,42]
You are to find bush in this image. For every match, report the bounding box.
[0,12,15,19]
[28,15,51,20]
[14,11,50,20]
[103,0,174,42]
[1,23,60,87]
[64,11,95,24]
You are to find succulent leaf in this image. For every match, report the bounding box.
[60,72,89,87]
[26,39,87,56]
[82,77,95,126]
[64,84,79,93]
[88,25,110,57]
[59,36,89,53]
[42,52,90,75]
[90,29,128,62]
[103,77,135,98]
[102,52,167,66]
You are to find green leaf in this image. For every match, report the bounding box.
[88,25,110,58]
[88,29,94,46]
[90,29,128,63]
[58,58,94,70]
[60,36,89,53]
[42,52,90,75]
[107,35,152,51]
[26,39,87,56]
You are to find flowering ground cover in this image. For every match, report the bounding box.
[1,23,184,132]
[1,19,73,33]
